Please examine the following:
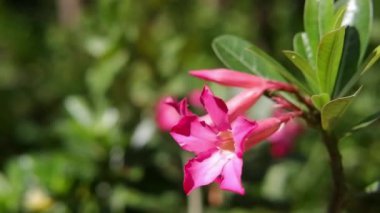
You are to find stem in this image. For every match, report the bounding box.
[188,189,203,213]
[321,130,347,213]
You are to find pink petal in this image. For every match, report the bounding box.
[244,117,282,151]
[170,116,217,154]
[200,88,265,125]
[183,149,231,195]
[231,116,257,156]
[155,96,181,131]
[217,156,245,195]
[167,98,193,116]
[226,88,265,122]
[188,89,203,108]
[190,69,267,88]
[200,86,230,131]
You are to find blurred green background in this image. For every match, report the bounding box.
[0,0,379,212]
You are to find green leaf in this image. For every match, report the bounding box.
[319,0,334,36]
[317,27,346,95]
[333,5,347,29]
[361,45,380,74]
[350,110,380,133]
[304,0,320,58]
[311,93,330,110]
[283,50,318,92]
[339,0,373,61]
[338,45,380,97]
[321,87,361,131]
[332,27,360,98]
[293,32,315,67]
[212,35,310,93]
[212,35,282,79]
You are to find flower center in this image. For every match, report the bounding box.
[218,131,235,152]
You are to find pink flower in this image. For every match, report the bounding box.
[170,86,257,195]
[162,69,304,195]
[268,118,304,158]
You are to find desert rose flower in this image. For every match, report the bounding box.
[170,86,257,195]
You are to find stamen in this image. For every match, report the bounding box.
[218,131,235,152]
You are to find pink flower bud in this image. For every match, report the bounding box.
[190,69,297,92]
[190,69,267,88]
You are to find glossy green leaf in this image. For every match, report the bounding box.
[243,49,312,94]
[332,27,360,98]
[333,5,347,29]
[338,45,380,97]
[317,27,346,95]
[304,0,320,57]
[319,0,334,36]
[212,35,284,79]
[311,93,330,110]
[212,35,310,93]
[293,32,315,67]
[321,87,361,131]
[362,45,380,74]
[283,50,318,92]
[339,0,373,61]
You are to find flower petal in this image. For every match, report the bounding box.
[231,116,257,156]
[183,149,231,195]
[244,111,303,151]
[227,88,265,122]
[155,96,181,131]
[170,116,217,154]
[188,89,203,108]
[200,86,230,131]
[217,156,245,195]
[244,117,282,151]
[166,98,193,116]
[190,69,267,88]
